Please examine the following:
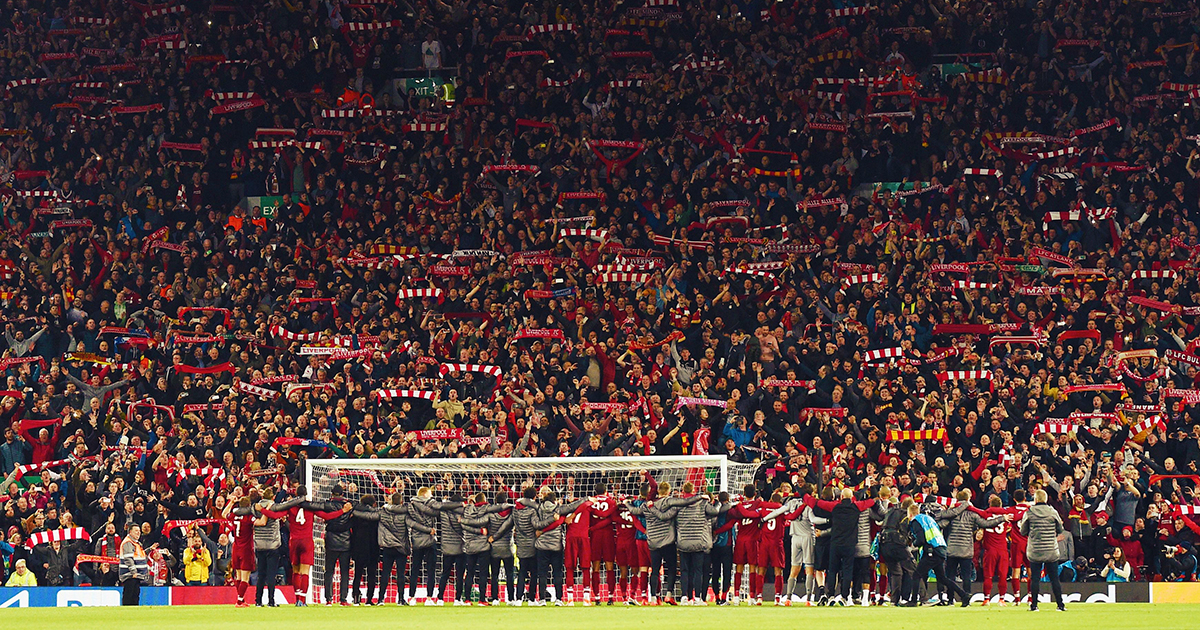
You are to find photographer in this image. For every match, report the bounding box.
[1101,547,1132,582]
[183,532,212,586]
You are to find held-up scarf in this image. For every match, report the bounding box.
[375,389,437,401]
[888,429,946,441]
[672,396,727,412]
[161,518,229,536]
[408,428,464,440]
[1034,421,1078,435]
[26,528,91,548]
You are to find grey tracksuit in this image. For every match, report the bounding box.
[675,497,731,553]
[378,503,411,553]
[532,499,586,552]
[627,496,690,550]
[1019,504,1064,563]
[513,498,541,559]
[408,497,440,550]
[937,503,1006,559]
[461,503,497,555]
[486,506,515,559]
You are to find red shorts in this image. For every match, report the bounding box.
[734,539,758,566]
[565,536,591,567]
[982,550,1010,576]
[628,540,650,568]
[615,539,637,567]
[756,539,785,569]
[290,537,315,566]
[591,532,616,564]
[231,547,255,572]
[1009,541,1027,569]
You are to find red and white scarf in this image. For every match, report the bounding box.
[26,527,91,547]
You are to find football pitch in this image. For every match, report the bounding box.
[4,603,1194,630]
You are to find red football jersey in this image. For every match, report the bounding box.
[581,494,617,539]
[232,513,256,554]
[728,499,763,543]
[757,501,786,544]
[981,506,1014,554]
[615,506,639,547]
[1008,503,1031,547]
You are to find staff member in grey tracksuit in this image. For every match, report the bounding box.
[625,481,699,604]
[246,499,284,607]
[407,487,440,604]
[936,489,1008,605]
[376,492,411,605]
[461,492,506,603]
[674,482,731,603]
[533,490,587,605]
[513,486,541,603]
[475,491,514,604]
[1018,489,1066,612]
[412,492,465,603]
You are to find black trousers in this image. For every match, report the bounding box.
[911,548,967,603]
[256,549,280,605]
[408,547,438,598]
[517,555,536,601]
[490,555,515,601]
[121,577,141,606]
[380,548,408,603]
[679,551,706,600]
[439,553,465,600]
[649,544,677,598]
[536,549,564,601]
[1028,560,1064,608]
[324,549,351,603]
[853,556,872,598]
[353,548,380,603]
[710,546,733,598]
[944,556,974,602]
[825,546,856,599]
[464,552,490,601]
[884,553,916,604]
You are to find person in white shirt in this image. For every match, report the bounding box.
[422,34,443,69]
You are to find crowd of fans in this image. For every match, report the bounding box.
[2,0,1200,597]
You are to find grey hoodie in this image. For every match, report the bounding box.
[1018,503,1064,563]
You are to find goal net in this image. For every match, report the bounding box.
[305,455,760,604]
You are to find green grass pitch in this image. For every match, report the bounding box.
[3,603,1193,630]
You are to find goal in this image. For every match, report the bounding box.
[305,455,760,604]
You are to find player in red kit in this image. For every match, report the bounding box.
[1008,489,1032,603]
[223,494,258,607]
[617,482,654,605]
[979,495,1016,605]
[726,484,762,604]
[756,492,787,605]
[561,492,596,604]
[586,482,619,604]
[263,485,352,606]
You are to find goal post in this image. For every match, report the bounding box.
[304,455,760,604]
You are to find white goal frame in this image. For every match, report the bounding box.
[305,454,740,493]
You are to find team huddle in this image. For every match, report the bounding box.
[218,474,1061,608]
